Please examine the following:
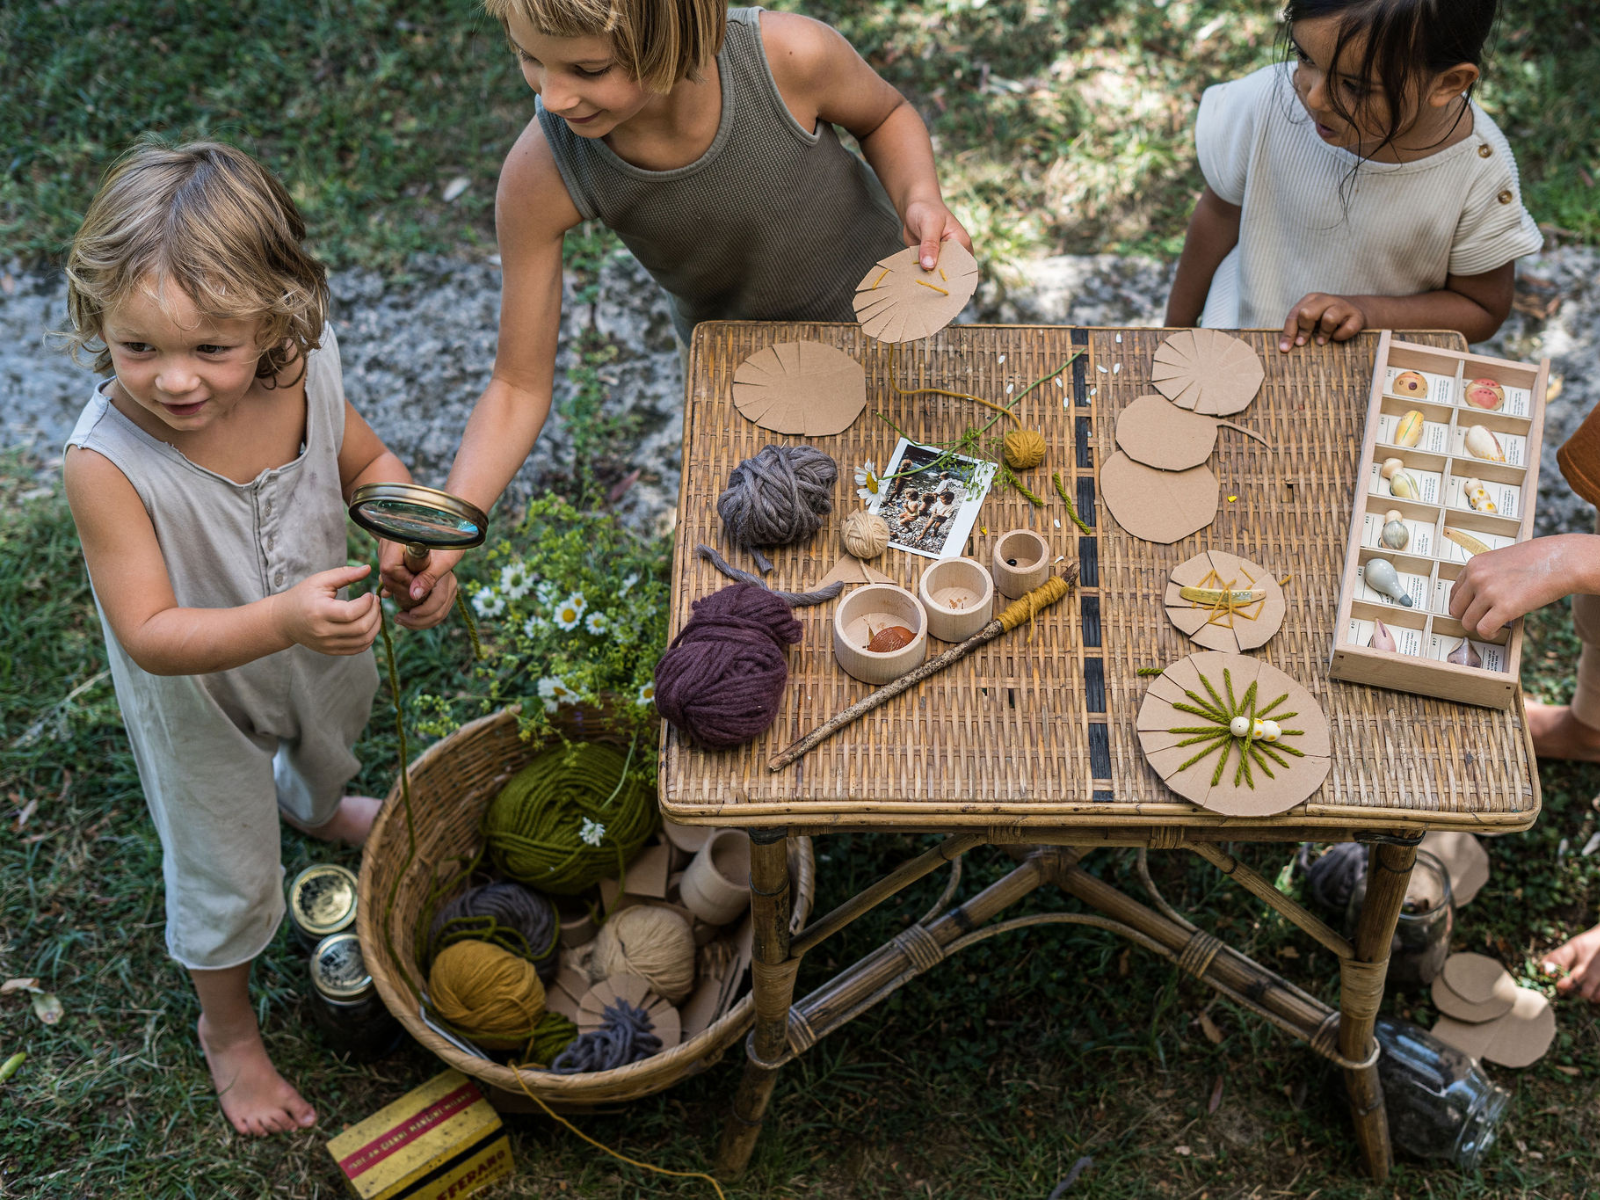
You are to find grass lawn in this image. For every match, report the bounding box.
[2,0,1595,268]
[2,443,1598,1198]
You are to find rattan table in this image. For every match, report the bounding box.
[662,322,1540,1182]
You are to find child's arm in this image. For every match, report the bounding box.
[337,402,458,631]
[1165,186,1241,327]
[64,448,381,675]
[1448,533,1600,639]
[1279,262,1515,352]
[761,12,971,269]
[388,124,580,607]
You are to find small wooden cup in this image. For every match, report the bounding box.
[991,529,1051,599]
[679,830,751,926]
[832,583,929,684]
[918,557,994,642]
[556,893,598,948]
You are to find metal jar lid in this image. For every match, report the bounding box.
[311,932,374,1001]
[288,864,358,939]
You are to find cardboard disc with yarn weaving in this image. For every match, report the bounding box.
[1151,329,1264,416]
[577,974,681,1050]
[1135,651,1330,817]
[1164,550,1286,653]
[852,241,979,343]
[732,341,867,436]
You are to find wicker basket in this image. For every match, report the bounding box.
[357,706,814,1109]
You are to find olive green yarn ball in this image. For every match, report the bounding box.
[482,742,658,895]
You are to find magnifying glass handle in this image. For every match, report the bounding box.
[395,543,429,610]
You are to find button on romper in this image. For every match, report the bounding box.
[65,329,380,970]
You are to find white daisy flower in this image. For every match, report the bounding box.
[535,580,560,606]
[499,561,535,600]
[618,572,640,597]
[471,587,504,618]
[578,817,606,847]
[636,680,655,707]
[537,675,575,712]
[552,593,585,630]
[522,613,548,639]
[854,461,882,504]
[584,611,607,635]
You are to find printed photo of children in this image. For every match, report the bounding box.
[872,440,996,559]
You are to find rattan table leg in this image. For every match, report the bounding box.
[1341,843,1414,1183]
[715,829,795,1179]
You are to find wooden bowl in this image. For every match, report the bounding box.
[991,529,1052,598]
[918,557,994,642]
[832,583,928,684]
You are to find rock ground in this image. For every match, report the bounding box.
[3,246,1593,536]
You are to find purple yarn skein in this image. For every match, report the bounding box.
[653,584,802,749]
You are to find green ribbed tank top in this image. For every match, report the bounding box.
[537,7,905,343]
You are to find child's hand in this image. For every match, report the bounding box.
[1448,535,1597,638]
[380,543,463,609]
[1279,293,1367,351]
[901,200,974,272]
[394,566,459,631]
[273,564,382,655]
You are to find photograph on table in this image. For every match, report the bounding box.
[871,438,997,560]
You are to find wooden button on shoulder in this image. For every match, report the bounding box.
[1478,143,1492,158]
[1497,189,1513,204]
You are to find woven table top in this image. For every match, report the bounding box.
[660,323,1539,836]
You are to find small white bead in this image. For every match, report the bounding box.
[1229,716,1251,738]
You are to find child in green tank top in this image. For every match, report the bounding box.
[390,0,972,606]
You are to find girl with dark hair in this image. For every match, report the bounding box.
[1165,0,1541,351]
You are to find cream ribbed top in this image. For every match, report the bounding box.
[1197,64,1543,330]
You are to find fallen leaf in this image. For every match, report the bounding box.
[442,176,471,203]
[1197,1011,1224,1044]
[1208,1075,1225,1113]
[13,798,37,830]
[1278,946,1300,959]
[1,979,38,996]
[31,993,64,1025]
[1552,1065,1580,1077]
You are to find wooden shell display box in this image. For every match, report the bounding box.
[1329,334,1550,709]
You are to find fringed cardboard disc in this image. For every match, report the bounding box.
[577,974,681,1050]
[732,341,867,436]
[1164,550,1286,653]
[852,241,979,343]
[1151,329,1264,416]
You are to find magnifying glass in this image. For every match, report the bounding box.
[348,483,489,591]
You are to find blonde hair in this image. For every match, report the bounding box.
[484,0,724,94]
[64,137,328,383]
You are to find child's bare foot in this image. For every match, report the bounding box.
[198,1015,317,1135]
[1541,924,1600,1002]
[289,795,382,847]
[1526,701,1600,761]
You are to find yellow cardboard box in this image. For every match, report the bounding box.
[326,1070,513,1200]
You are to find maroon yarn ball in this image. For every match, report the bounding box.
[653,584,803,749]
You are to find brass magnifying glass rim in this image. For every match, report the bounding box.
[348,483,489,550]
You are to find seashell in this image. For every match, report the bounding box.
[1447,637,1483,669]
[1462,477,1497,513]
[1260,719,1281,743]
[1463,424,1506,463]
[1441,527,1491,558]
[867,625,916,652]
[1229,716,1251,738]
[1380,510,1410,550]
[1364,558,1413,607]
[1369,618,1398,652]
[1393,370,1429,398]
[1387,469,1421,500]
[1394,410,1425,448]
[1464,378,1505,410]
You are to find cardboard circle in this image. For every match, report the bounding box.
[1434,986,1557,1068]
[1099,451,1218,544]
[1115,393,1218,470]
[577,973,681,1049]
[1150,329,1265,417]
[1135,651,1331,817]
[1420,830,1490,907]
[1164,550,1286,653]
[852,241,979,343]
[1431,971,1515,1024]
[1442,952,1515,1006]
[732,341,866,436]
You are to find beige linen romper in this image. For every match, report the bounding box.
[65,330,379,970]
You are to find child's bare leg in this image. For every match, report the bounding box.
[192,963,317,1135]
[282,796,382,847]
[1542,924,1600,1002]
[1530,592,1600,760]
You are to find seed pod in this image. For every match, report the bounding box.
[1364,558,1413,607]
[1394,410,1425,448]
[1464,378,1505,410]
[1463,424,1506,463]
[1447,637,1483,668]
[1387,469,1421,500]
[1369,618,1398,652]
[1441,527,1491,558]
[1393,370,1429,398]
[1380,510,1410,550]
[1462,477,1497,513]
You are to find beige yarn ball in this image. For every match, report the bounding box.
[1003,429,1048,471]
[589,906,696,1003]
[840,509,890,559]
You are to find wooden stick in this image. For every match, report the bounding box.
[768,570,1077,771]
